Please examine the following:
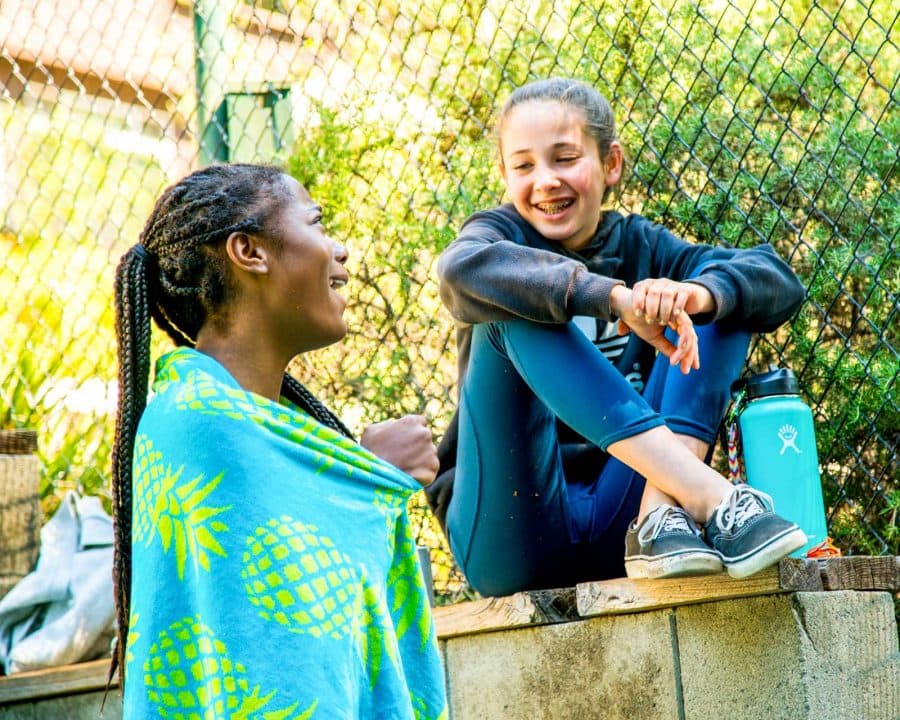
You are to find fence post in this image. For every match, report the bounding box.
[193,0,230,166]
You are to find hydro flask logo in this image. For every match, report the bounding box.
[778,424,801,455]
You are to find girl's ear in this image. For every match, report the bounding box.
[604,141,624,186]
[225,232,269,275]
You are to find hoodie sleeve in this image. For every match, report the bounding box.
[635,217,806,332]
[437,211,623,325]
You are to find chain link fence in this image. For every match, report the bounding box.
[1,0,896,601]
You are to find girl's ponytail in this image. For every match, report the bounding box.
[110,244,154,683]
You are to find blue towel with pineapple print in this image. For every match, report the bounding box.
[124,347,447,720]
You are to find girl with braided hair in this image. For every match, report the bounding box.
[113,163,446,719]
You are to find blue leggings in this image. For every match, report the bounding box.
[446,319,750,596]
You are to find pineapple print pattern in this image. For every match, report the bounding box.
[241,516,401,690]
[162,351,375,479]
[357,571,400,689]
[126,611,141,667]
[373,490,404,555]
[374,491,433,649]
[412,694,450,720]
[133,434,231,579]
[133,350,447,718]
[144,615,317,720]
[387,520,432,649]
[241,517,361,640]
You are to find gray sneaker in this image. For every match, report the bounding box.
[704,484,807,579]
[625,505,724,579]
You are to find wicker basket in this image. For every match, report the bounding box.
[0,430,41,599]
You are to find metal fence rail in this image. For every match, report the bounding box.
[1,0,896,600]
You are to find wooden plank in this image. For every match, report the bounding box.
[0,659,116,704]
[0,430,37,454]
[817,555,900,591]
[779,557,824,591]
[577,559,823,618]
[434,593,543,639]
[527,587,580,623]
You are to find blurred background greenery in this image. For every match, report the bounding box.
[1,0,896,600]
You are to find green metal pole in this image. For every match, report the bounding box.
[193,0,230,166]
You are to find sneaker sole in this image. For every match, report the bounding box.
[625,552,725,580]
[722,527,808,579]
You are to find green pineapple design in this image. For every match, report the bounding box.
[126,611,141,667]
[241,517,401,689]
[379,498,432,649]
[412,693,449,720]
[241,517,361,640]
[133,434,231,579]
[174,371,275,423]
[144,615,316,720]
[357,575,400,689]
[151,357,181,394]
[162,350,375,476]
[373,490,404,555]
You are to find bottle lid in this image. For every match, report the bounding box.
[746,367,800,399]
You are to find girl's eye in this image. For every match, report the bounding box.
[558,156,578,163]
[513,163,532,172]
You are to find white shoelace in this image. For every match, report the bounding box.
[638,505,698,544]
[714,484,774,533]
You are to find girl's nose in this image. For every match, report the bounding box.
[534,164,561,191]
[333,242,349,264]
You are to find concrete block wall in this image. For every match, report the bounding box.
[1,590,896,718]
[440,591,900,720]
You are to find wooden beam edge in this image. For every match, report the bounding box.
[817,555,900,591]
[434,593,543,640]
[575,556,899,618]
[433,557,899,638]
[0,658,116,704]
[576,567,784,618]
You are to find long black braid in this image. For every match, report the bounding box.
[110,164,351,686]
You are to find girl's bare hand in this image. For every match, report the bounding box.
[610,285,701,374]
[360,414,439,486]
[630,278,715,326]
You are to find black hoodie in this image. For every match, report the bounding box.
[427,204,805,529]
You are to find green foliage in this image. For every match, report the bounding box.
[579,1,898,553]
[285,100,465,424]
[281,0,896,572]
[2,0,894,596]
[1,236,116,509]
[0,101,169,515]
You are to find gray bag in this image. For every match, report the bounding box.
[0,491,115,674]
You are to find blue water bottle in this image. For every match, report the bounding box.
[737,368,828,557]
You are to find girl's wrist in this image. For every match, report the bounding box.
[684,281,717,315]
[609,284,631,318]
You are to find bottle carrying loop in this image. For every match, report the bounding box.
[724,384,748,484]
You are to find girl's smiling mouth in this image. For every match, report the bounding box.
[536,199,574,215]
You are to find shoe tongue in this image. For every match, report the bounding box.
[731,492,764,526]
[661,510,691,533]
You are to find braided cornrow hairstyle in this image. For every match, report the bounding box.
[110,164,352,686]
